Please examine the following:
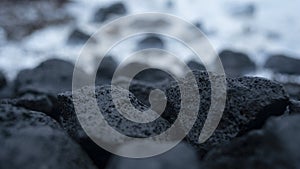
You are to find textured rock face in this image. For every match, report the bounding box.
[218,50,256,76]
[0,104,97,169]
[264,54,300,75]
[163,71,289,156]
[106,143,202,169]
[58,85,170,168]
[0,0,72,40]
[136,35,165,50]
[14,59,89,118]
[93,2,127,22]
[204,115,300,169]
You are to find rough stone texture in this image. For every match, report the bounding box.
[136,35,164,50]
[96,56,118,86]
[14,59,89,119]
[0,71,6,89]
[289,99,300,114]
[163,71,289,156]
[264,54,300,75]
[187,60,206,71]
[58,85,170,168]
[204,115,300,169]
[283,82,300,100]
[106,143,202,169]
[0,0,72,40]
[67,29,95,45]
[93,2,127,22]
[218,50,256,76]
[0,104,97,169]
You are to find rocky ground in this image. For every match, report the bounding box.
[1,1,300,169]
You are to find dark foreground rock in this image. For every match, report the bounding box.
[163,71,289,156]
[0,71,6,89]
[14,59,89,118]
[94,2,127,22]
[58,85,170,168]
[218,50,256,76]
[0,0,72,40]
[204,115,300,169]
[136,35,165,50]
[264,54,300,74]
[106,143,202,169]
[0,104,97,169]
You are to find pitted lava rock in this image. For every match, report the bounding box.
[163,71,289,156]
[218,50,256,76]
[264,54,300,75]
[93,2,127,22]
[204,115,300,169]
[0,104,97,169]
[58,85,170,168]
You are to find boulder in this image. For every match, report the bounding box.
[218,50,256,76]
[264,54,300,75]
[0,104,97,169]
[187,60,206,71]
[204,114,300,169]
[163,71,289,156]
[67,29,95,45]
[93,2,127,22]
[58,85,170,168]
[14,59,89,119]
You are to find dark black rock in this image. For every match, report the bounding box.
[187,60,206,71]
[58,85,170,168]
[96,56,118,86]
[289,99,300,114]
[283,82,300,100]
[15,58,88,97]
[0,0,72,40]
[163,71,289,156]
[14,59,89,119]
[0,104,97,169]
[93,2,127,22]
[218,50,256,76]
[67,29,94,45]
[265,54,300,75]
[3,93,53,115]
[137,35,164,50]
[204,115,300,169]
[116,62,173,83]
[106,143,202,169]
[0,71,6,89]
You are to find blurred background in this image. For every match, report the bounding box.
[0,0,300,84]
